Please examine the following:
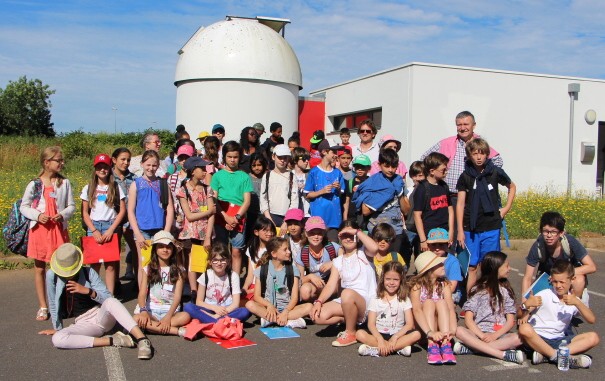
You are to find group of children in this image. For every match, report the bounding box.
[19,124,598,366]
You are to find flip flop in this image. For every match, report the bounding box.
[36,308,49,321]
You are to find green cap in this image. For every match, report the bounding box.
[352,154,371,166]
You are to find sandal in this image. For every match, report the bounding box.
[36,308,49,321]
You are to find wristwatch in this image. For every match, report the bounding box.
[235,214,242,221]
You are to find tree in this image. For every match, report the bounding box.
[0,76,56,136]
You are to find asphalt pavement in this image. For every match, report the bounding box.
[1,243,604,381]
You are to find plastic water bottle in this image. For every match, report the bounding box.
[557,340,570,371]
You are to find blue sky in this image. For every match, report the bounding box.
[1,0,605,134]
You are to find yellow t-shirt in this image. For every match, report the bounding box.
[373,252,406,277]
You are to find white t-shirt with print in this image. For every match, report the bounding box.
[144,266,180,315]
[246,247,266,285]
[197,269,240,307]
[81,184,125,222]
[368,296,412,335]
[332,249,377,305]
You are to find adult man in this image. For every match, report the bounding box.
[351,119,380,163]
[128,132,168,177]
[421,111,503,195]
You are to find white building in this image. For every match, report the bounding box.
[309,62,605,194]
[174,16,302,143]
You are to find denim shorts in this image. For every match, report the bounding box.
[214,225,246,249]
[87,220,115,236]
[139,229,161,241]
[541,333,576,349]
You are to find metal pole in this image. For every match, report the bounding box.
[567,83,580,196]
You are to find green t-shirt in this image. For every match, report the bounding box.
[210,169,253,206]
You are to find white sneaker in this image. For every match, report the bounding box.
[396,346,412,357]
[177,327,186,338]
[570,354,592,369]
[137,339,153,360]
[111,332,135,348]
[285,317,306,329]
[358,344,380,357]
[260,318,273,328]
[453,341,474,355]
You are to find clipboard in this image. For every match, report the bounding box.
[140,240,153,267]
[81,234,120,264]
[189,244,209,273]
[523,272,550,299]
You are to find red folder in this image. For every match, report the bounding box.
[215,201,245,232]
[81,234,120,264]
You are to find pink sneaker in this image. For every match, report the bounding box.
[427,343,442,365]
[440,342,457,364]
[331,331,358,347]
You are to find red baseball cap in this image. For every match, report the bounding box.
[93,153,111,167]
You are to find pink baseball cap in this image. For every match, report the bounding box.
[305,216,326,231]
[284,208,304,222]
[176,145,195,157]
[93,153,111,167]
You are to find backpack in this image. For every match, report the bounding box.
[300,243,337,272]
[263,170,294,213]
[536,234,571,263]
[260,262,294,298]
[3,179,43,256]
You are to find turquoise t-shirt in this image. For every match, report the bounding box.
[210,169,253,206]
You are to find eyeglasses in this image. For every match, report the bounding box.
[542,229,560,237]
[211,258,228,264]
[358,129,373,134]
[149,140,161,145]
[377,238,392,244]
[297,155,310,161]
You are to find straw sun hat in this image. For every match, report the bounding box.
[414,251,446,275]
[50,243,83,278]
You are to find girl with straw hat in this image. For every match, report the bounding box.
[38,243,154,359]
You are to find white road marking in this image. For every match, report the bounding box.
[482,358,536,372]
[103,346,127,381]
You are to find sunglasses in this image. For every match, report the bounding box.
[297,155,310,161]
[358,129,373,134]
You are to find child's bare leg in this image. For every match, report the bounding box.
[313,301,345,325]
[92,337,112,347]
[104,262,117,295]
[456,326,507,358]
[393,331,422,350]
[34,260,48,309]
[299,283,319,302]
[135,245,143,288]
[188,271,198,294]
[231,247,242,275]
[288,303,313,319]
[518,322,556,358]
[571,274,586,298]
[490,333,523,351]
[340,289,366,334]
[245,300,269,321]
[568,332,600,355]
[165,312,192,335]
[355,330,379,346]
[466,266,478,294]
[435,299,450,337]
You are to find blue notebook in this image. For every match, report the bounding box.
[523,272,551,299]
[259,327,300,339]
[455,245,471,278]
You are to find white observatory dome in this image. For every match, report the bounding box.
[174,17,302,143]
[175,18,302,88]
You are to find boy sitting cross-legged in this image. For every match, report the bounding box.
[518,260,599,369]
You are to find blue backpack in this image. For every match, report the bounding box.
[2,179,43,256]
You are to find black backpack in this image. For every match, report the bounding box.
[259,262,294,298]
